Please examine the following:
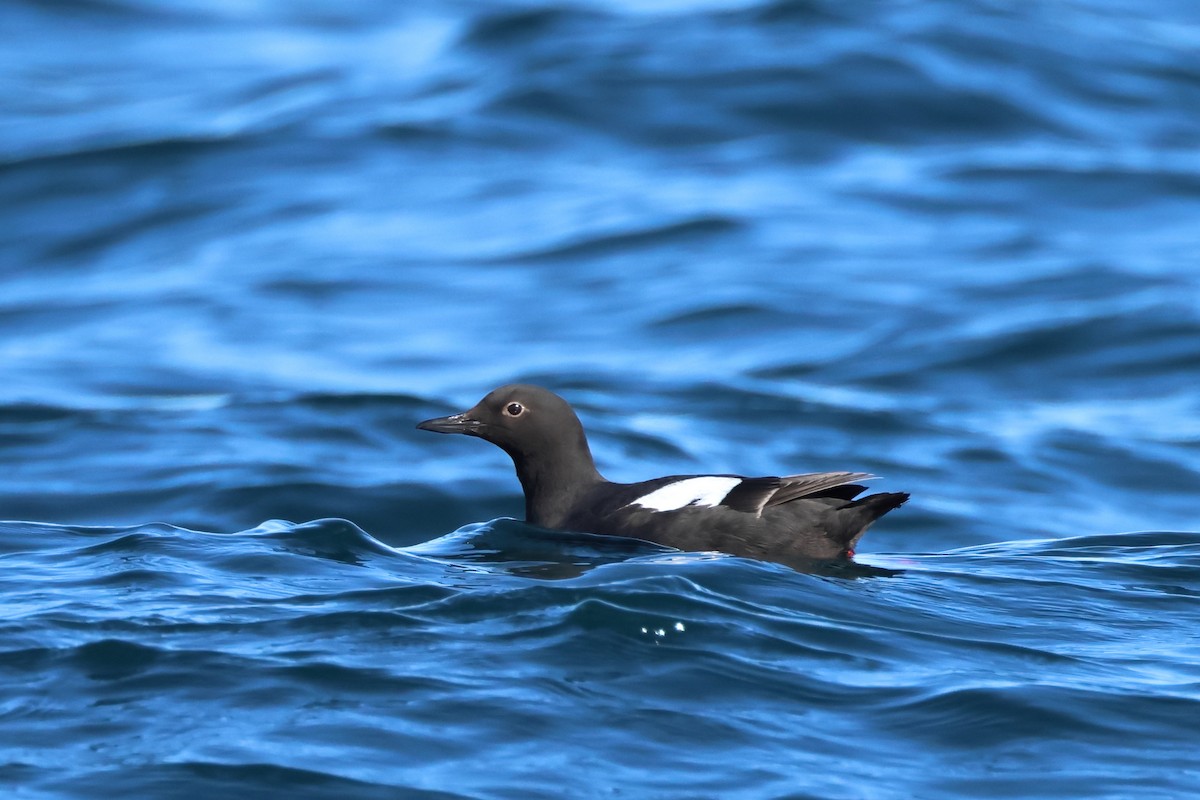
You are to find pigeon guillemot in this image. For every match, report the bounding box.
[417,384,908,568]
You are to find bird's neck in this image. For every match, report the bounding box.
[511,441,603,530]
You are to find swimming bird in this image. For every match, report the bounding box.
[417,384,908,568]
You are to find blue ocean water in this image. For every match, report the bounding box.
[3,0,1200,797]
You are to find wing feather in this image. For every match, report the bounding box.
[719,471,875,516]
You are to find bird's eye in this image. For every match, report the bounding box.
[505,402,524,417]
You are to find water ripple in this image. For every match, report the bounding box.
[5,0,1200,795]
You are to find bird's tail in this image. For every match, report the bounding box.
[834,491,910,553]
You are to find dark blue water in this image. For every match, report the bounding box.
[3,0,1200,797]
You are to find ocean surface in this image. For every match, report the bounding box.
[3,0,1200,797]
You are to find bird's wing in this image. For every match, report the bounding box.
[720,472,874,516]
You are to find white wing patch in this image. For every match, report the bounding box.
[628,477,742,512]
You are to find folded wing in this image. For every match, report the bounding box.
[720,471,874,515]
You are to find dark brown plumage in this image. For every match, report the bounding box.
[418,384,908,569]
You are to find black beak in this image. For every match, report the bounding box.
[416,412,482,435]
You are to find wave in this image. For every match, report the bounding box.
[487,215,744,264]
[3,518,1199,796]
[42,762,471,800]
[0,132,251,172]
[8,515,1197,594]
